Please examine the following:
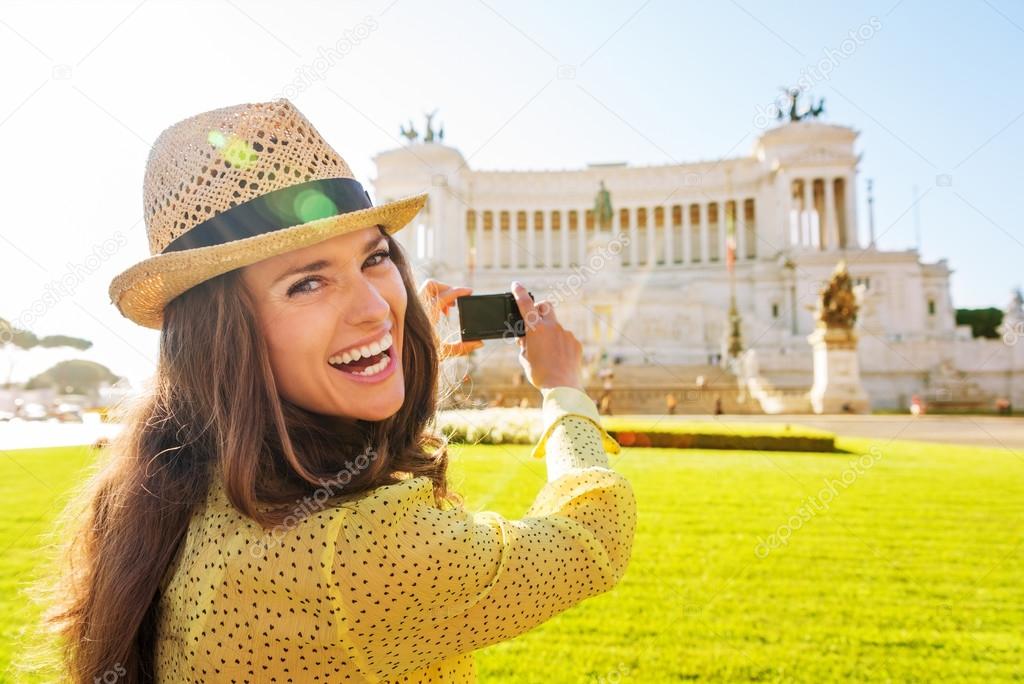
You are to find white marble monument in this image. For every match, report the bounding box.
[372,104,1024,412]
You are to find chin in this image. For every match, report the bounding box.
[351,387,405,422]
[353,404,401,422]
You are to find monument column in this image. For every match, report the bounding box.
[718,201,727,260]
[474,209,484,269]
[782,174,795,247]
[647,206,657,266]
[699,202,709,263]
[628,206,638,266]
[579,207,589,266]
[682,203,691,264]
[736,199,747,262]
[491,210,502,270]
[844,175,858,249]
[824,178,839,251]
[802,178,815,248]
[526,208,536,269]
[665,205,675,265]
[559,208,570,268]
[543,210,553,267]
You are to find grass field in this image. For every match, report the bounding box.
[1,436,1022,682]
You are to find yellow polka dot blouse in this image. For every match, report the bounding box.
[154,386,637,682]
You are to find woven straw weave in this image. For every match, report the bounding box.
[108,98,427,330]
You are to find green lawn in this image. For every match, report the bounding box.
[0,446,97,682]
[2,437,1022,682]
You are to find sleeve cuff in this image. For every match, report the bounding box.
[530,386,622,459]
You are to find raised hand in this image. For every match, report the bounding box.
[417,278,485,358]
[509,281,583,391]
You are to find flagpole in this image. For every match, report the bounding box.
[725,176,743,367]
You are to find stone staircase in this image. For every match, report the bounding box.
[449,362,765,414]
[737,349,813,414]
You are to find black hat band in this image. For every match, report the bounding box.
[161,177,374,254]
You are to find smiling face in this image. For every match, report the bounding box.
[240,225,407,422]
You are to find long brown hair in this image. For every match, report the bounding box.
[32,226,459,682]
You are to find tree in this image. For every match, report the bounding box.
[955,308,1002,339]
[0,316,92,387]
[24,359,119,396]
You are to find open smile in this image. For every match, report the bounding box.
[328,342,398,384]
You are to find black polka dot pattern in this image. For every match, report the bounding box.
[153,387,637,681]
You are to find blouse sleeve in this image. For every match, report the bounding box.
[327,386,636,679]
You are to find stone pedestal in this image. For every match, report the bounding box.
[807,326,871,414]
[586,228,622,272]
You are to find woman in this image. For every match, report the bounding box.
[40,98,636,682]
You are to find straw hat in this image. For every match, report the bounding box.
[108,98,428,330]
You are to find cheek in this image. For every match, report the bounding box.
[383,270,408,317]
[262,306,330,379]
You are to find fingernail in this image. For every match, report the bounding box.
[511,280,522,291]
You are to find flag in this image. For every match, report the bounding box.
[726,208,737,274]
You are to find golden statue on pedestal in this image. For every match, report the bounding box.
[816,260,858,330]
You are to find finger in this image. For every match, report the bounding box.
[417,279,442,319]
[417,277,442,298]
[536,300,558,324]
[443,286,474,300]
[438,286,473,315]
[510,280,537,324]
[441,340,484,357]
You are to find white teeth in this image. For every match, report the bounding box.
[350,352,391,377]
[328,331,395,375]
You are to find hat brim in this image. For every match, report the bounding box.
[109,192,428,330]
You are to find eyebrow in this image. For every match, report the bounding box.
[272,234,388,286]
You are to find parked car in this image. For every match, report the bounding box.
[54,403,84,423]
[20,403,49,421]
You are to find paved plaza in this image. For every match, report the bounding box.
[3,414,1022,452]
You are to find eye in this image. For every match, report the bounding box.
[286,276,324,298]
[364,248,392,268]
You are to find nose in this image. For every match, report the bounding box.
[340,275,391,328]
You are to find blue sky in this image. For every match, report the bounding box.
[1,0,1022,386]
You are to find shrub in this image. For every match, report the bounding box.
[436,409,836,452]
